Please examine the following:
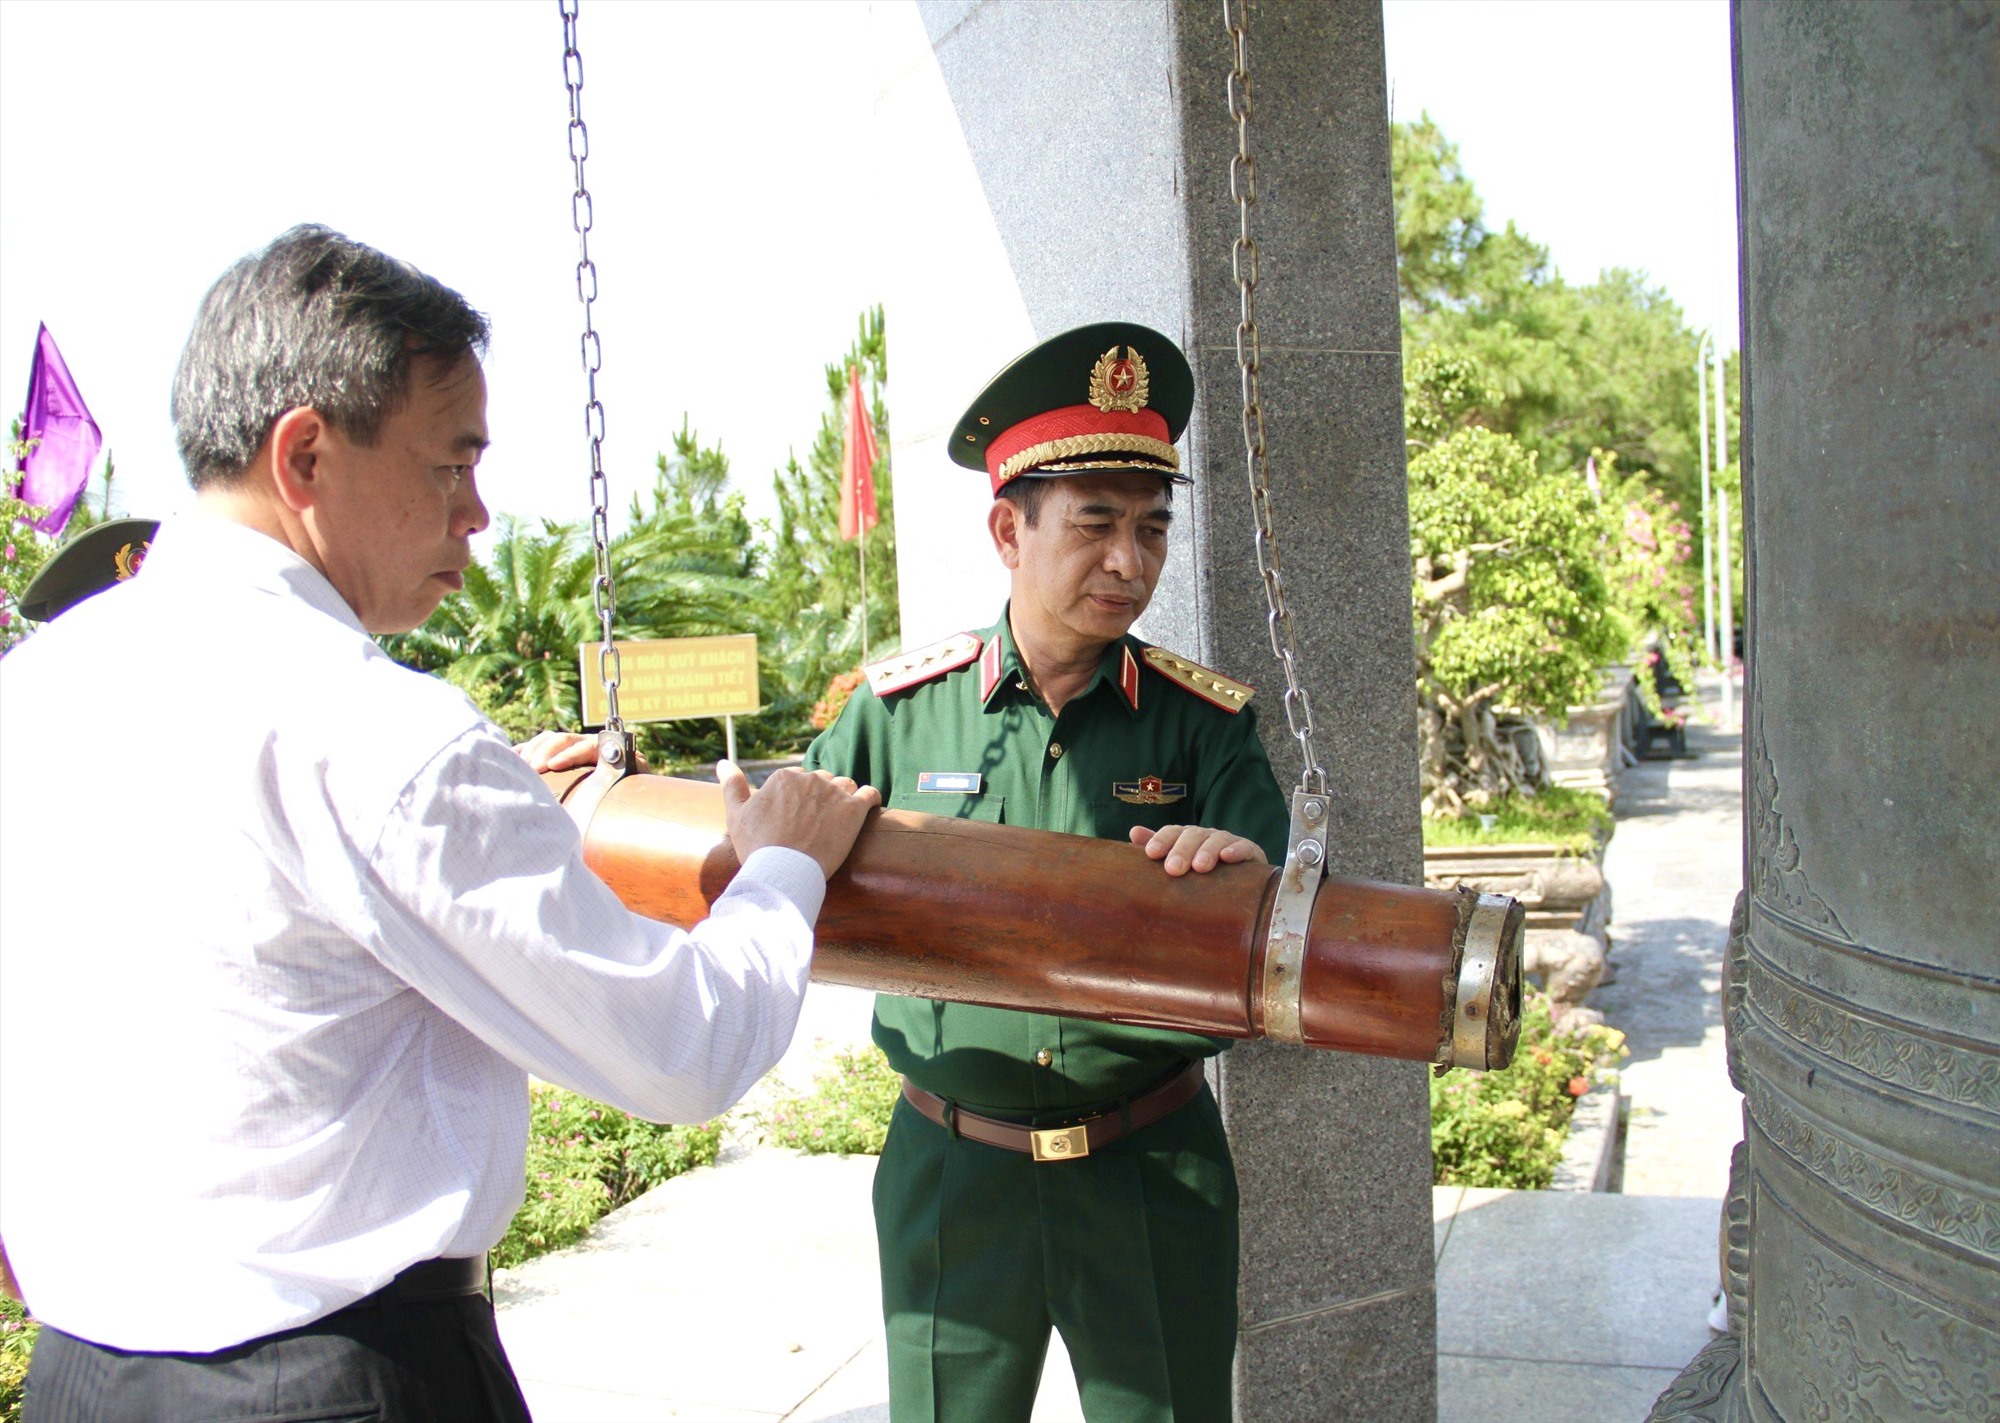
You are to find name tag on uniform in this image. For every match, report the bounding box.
[917,771,983,794]
[1113,775,1187,805]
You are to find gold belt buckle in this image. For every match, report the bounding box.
[1030,1124,1090,1162]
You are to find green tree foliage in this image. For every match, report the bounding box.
[0,495,56,654]
[382,436,761,765]
[1410,426,1626,814]
[383,311,899,766]
[1396,116,1718,813]
[386,516,597,738]
[1599,452,1702,708]
[755,307,897,743]
[1394,115,1709,524]
[2,420,114,654]
[1392,118,1551,316]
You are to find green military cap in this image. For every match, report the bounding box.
[18,518,159,622]
[951,322,1195,495]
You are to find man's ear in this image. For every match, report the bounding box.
[268,408,328,514]
[988,496,1022,571]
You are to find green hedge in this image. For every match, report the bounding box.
[1421,786,1615,855]
[760,1045,902,1156]
[758,1023,1627,1196]
[497,1084,724,1270]
[1431,991,1627,1189]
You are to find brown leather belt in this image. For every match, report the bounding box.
[900,1061,1207,1162]
[345,1255,490,1310]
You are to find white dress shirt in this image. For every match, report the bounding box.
[0,513,825,1352]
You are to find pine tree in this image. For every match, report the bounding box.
[754,306,897,742]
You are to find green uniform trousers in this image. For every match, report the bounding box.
[873,1083,1237,1422]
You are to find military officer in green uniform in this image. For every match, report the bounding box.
[804,323,1288,1421]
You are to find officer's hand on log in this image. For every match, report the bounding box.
[1128,824,1268,877]
[720,760,881,880]
[514,730,649,774]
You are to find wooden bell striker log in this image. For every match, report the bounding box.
[545,770,1523,1071]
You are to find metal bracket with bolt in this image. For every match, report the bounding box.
[1261,788,1331,1044]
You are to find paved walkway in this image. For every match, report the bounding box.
[1595,685,1746,1200]
[1435,674,1745,1421]
[496,676,1746,1421]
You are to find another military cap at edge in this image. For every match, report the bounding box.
[17,518,159,622]
[951,322,1195,495]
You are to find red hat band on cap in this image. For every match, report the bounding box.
[984,405,1176,494]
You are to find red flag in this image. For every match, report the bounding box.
[12,324,101,535]
[839,364,879,542]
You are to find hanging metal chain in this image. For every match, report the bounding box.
[1223,0,1324,798]
[559,0,624,743]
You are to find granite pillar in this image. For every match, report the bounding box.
[909,2,1431,1417]
[1650,3,2000,1417]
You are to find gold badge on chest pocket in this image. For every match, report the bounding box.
[1113,775,1186,806]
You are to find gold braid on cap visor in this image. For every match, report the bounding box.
[998,432,1180,484]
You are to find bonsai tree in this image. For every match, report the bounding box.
[1410,425,1624,817]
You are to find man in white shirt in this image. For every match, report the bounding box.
[0,224,878,1421]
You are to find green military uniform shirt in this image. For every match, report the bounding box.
[803,609,1289,1115]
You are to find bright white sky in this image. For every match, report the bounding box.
[1382,0,1740,340]
[0,0,1735,537]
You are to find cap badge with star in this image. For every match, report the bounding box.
[1088,346,1150,414]
[17,517,161,623]
[951,322,1195,495]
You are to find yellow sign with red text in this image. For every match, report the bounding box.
[579,635,761,725]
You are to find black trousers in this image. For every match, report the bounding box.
[24,1292,531,1423]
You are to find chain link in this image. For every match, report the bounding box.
[1222,0,1324,796]
[559,0,622,734]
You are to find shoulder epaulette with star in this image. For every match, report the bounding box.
[1141,645,1255,714]
[865,632,984,698]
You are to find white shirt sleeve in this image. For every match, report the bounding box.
[363,726,824,1123]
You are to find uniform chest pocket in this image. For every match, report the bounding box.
[889,791,1006,825]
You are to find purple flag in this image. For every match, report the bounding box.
[13,324,101,535]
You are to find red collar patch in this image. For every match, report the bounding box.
[1118,645,1141,711]
[979,636,1004,702]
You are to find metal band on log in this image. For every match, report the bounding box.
[546,771,1524,1070]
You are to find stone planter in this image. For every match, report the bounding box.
[1528,663,1637,805]
[1550,1083,1624,1192]
[1423,841,1612,1029]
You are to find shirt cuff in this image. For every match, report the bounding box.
[732,845,827,924]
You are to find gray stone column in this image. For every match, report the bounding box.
[1651,3,2000,1417]
[913,3,1431,1418]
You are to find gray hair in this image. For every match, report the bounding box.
[171,224,489,487]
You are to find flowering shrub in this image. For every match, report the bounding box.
[1604,460,1702,713]
[494,1084,724,1269]
[0,1294,33,1423]
[761,1045,902,1156]
[0,495,59,656]
[810,667,867,731]
[1431,991,1628,1189]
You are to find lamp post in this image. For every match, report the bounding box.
[1697,332,1718,667]
[1714,341,1736,733]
